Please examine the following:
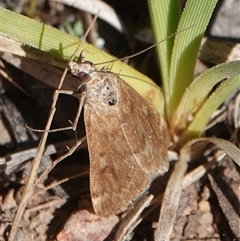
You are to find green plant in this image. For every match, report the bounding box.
[1,2,239,143]
[148,0,240,239]
[148,0,240,142]
[0,7,166,114]
[1,1,240,240]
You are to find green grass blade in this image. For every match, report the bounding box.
[167,0,218,120]
[171,60,240,134]
[0,7,165,114]
[183,74,240,140]
[148,0,181,93]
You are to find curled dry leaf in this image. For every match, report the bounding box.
[52,0,123,32]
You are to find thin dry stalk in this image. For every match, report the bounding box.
[154,145,189,241]
[34,136,86,187]
[154,137,240,241]
[115,194,154,241]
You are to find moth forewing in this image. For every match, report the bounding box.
[115,77,169,175]
[79,68,169,216]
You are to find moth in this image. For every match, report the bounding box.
[69,58,169,216]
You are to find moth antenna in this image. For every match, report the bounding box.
[94,25,195,67]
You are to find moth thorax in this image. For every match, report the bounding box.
[87,78,118,106]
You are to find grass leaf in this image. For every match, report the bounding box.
[167,0,218,120]
[0,7,165,114]
[171,60,240,135]
[183,74,240,140]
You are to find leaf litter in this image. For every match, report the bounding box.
[1,1,240,241]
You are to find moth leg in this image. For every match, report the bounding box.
[27,89,85,133]
[77,50,85,63]
[68,91,86,131]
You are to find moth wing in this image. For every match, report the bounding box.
[116,78,169,174]
[84,74,169,216]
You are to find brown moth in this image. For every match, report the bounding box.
[69,59,169,216]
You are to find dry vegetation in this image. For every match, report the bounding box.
[0,1,239,240]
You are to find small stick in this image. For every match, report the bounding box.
[34,136,87,187]
[1,139,81,176]
[8,13,99,241]
[33,171,89,199]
